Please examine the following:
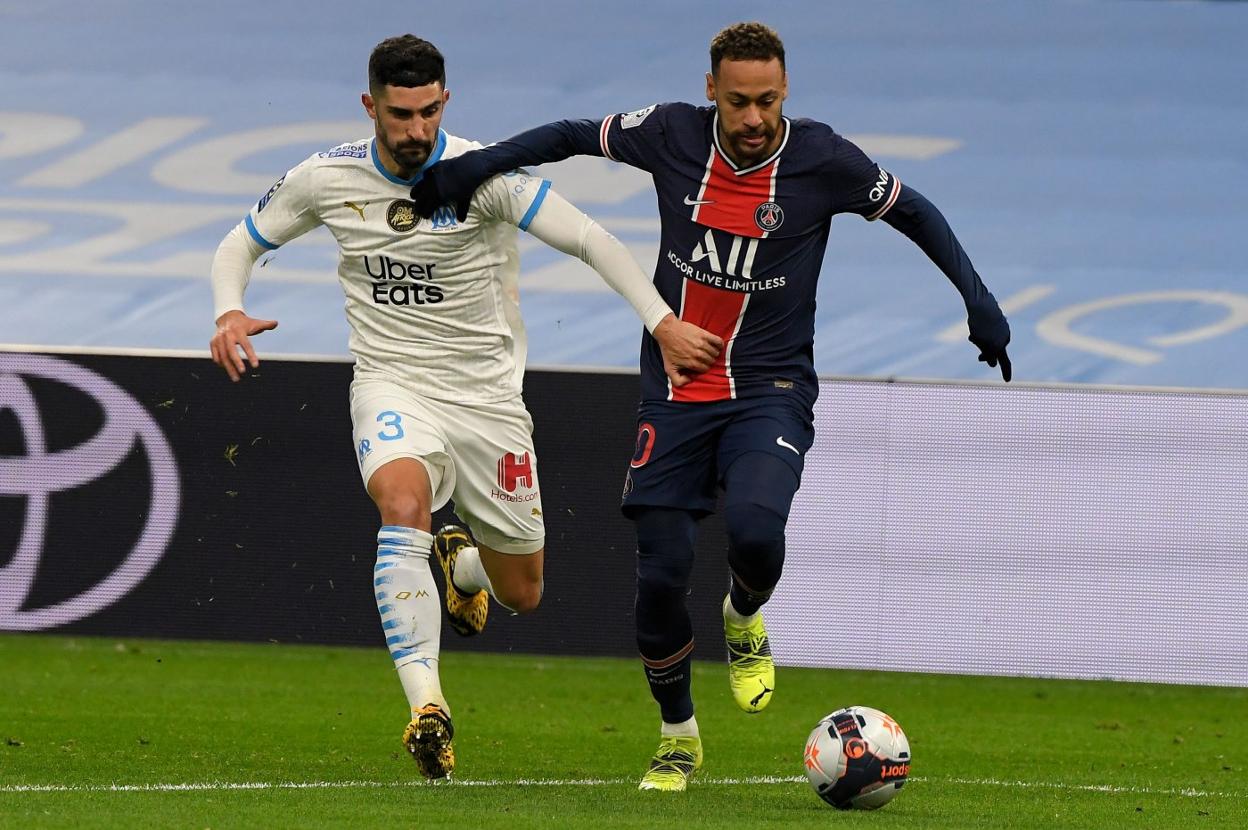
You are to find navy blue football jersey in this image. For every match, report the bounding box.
[596,103,900,408]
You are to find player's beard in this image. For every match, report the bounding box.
[387,137,433,177]
[729,121,779,166]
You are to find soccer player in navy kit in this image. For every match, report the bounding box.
[408,22,1012,790]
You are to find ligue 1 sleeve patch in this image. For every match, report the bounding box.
[621,104,657,130]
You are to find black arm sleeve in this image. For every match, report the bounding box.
[411,120,603,217]
[882,184,1009,350]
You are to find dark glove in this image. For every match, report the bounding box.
[967,300,1012,382]
[411,150,500,222]
[409,166,469,222]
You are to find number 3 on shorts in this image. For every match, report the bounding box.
[376,410,405,441]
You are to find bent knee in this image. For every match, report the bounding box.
[497,583,543,614]
[724,502,786,553]
[371,492,432,528]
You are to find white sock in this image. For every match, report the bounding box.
[661,715,699,738]
[375,525,447,717]
[723,594,759,627]
[451,545,494,597]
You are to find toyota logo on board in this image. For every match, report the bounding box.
[0,353,179,630]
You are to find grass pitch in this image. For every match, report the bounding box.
[1,634,1244,828]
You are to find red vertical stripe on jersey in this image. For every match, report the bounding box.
[671,278,747,402]
[695,153,776,239]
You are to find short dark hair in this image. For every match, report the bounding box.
[368,35,446,93]
[709,22,785,74]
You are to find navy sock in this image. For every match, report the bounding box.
[633,507,698,723]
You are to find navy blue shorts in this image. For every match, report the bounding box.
[621,395,814,518]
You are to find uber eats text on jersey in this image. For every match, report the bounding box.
[363,254,445,305]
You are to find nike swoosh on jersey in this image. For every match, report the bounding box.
[775,436,801,455]
[683,195,715,206]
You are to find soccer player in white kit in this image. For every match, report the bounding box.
[208,35,723,780]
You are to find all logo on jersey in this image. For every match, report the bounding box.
[256,174,285,213]
[755,201,784,232]
[692,228,759,278]
[386,199,419,232]
[666,229,787,293]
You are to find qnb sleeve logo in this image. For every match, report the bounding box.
[0,354,180,631]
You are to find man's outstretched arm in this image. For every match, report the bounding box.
[412,119,604,220]
[881,184,1013,381]
[520,188,723,386]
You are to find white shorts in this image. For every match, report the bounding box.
[350,378,544,554]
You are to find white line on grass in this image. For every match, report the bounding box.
[7,779,637,793]
[927,776,1242,800]
[2,775,1242,799]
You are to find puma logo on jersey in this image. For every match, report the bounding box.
[344,201,368,221]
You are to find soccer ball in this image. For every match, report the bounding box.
[803,705,910,810]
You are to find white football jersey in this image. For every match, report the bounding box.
[245,131,550,403]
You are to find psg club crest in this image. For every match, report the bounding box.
[755,201,784,232]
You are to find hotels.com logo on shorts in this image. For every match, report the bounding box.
[496,451,533,493]
[492,451,537,503]
[0,354,180,631]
